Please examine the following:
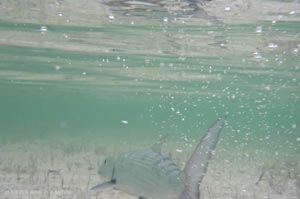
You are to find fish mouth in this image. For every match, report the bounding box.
[110,178,116,184]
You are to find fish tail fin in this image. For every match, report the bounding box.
[178,116,226,199]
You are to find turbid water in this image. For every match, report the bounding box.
[0,0,299,199]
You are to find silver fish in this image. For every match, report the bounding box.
[88,116,226,199]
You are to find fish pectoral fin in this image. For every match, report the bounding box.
[90,179,116,191]
[81,180,116,199]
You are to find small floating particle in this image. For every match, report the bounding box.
[176,149,182,153]
[40,25,47,33]
[224,6,231,11]
[256,26,263,33]
[107,15,114,20]
[54,65,61,70]
[289,11,295,15]
[121,120,128,124]
[268,43,278,49]
[253,51,262,60]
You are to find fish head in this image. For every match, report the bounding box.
[98,156,116,180]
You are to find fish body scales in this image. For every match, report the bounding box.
[113,149,182,199]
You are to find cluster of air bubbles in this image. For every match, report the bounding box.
[98,58,110,64]
[121,57,127,68]
[268,43,279,50]
[253,51,263,60]
[178,133,195,149]
[170,107,186,121]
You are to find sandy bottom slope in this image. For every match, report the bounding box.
[0,137,299,199]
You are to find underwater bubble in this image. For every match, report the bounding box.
[262,85,271,91]
[63,34,69,39]
[253,51,263,60]
[268,43,279,50]
[40,25,47,33]
[107,15,114,20]
[176,149,182,153]
[289,11,295,15]
[224,6,231,11]
[256,26,263,33]
[121,120,128,124]
[54,65,61,70]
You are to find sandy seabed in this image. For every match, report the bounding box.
[0,137,299,199]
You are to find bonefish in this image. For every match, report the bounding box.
[86,116,226,199]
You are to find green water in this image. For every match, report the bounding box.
[0,0,299,198]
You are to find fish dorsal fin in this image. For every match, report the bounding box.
[151,135,167,154]
[178,116,226,199]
